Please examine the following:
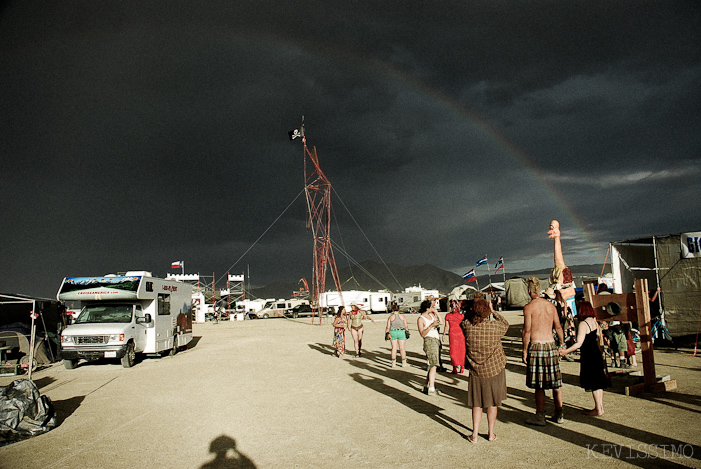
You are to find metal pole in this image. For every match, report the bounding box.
[28,302,36,381]
[652,236,663,319]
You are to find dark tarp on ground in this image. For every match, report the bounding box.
[505,277,530,308]
[0,379,56,444]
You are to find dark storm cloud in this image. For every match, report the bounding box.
[1,1,699,297]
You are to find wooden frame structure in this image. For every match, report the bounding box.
[584,278,677,396]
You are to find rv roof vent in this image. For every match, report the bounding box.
[125,271,153,277]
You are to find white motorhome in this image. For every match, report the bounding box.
[57,272,193,369]
[392,286,440,311]
[320,290,391,314]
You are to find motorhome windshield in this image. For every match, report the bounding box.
[75,304,133,324]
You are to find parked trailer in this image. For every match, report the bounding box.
[320,290,391,313]
[57,272,193,368]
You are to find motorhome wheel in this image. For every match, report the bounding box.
[121,343,135,368]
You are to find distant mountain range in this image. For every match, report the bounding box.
[249,261,608,300]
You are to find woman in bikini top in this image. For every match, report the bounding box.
[348,302,375,357]
[350,310,364,329]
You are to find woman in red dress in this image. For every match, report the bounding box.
[442,301,466,373]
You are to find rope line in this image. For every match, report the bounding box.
[331,186,403,290]
[220,188,305,286]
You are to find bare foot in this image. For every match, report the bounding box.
[488,434,497,442]
[466,434,479,443]
[548,219,561,238]
[584,409,604,416]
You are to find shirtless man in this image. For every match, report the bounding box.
[523,276,566,425]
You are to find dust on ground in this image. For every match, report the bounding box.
[1,309,700,468]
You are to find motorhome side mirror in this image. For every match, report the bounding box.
[137,314,152,324]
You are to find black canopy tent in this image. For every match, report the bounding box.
[0,294,65,368]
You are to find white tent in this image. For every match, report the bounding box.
[448,285,479,302]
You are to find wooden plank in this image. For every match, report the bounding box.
[584,281,638,322]
[625,383,646,396]
[624,379,677,396]
[651,380,678,393]
[635,279,657,390]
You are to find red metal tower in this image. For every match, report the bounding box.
[293,119,343,324]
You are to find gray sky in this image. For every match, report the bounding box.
[1,1,700,298]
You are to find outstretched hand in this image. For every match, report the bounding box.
[548,219,561,239]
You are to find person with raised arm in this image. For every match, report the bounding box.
[548,220,578,318]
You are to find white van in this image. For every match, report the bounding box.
[255,299,309,318]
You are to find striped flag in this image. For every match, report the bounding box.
[171,261,183,269]
[463,269,477,283]
[495,256,504,272]
[476,256,488,267]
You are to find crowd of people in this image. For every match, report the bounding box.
[330,288,616,440]
[328,219,626,442]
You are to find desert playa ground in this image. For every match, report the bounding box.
[1,309,700,468]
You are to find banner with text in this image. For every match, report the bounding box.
[681,232,701,258]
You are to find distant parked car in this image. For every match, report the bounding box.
[285,305,334,318]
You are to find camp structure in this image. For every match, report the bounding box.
[394,286,442,312]
[447,285,478,302]
[504,278,530,308]
[0,294,64,369]
[610,231,701,338]
[481,282,505,294]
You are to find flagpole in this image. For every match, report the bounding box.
[486,254,492,288]
[181,261,184,275]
